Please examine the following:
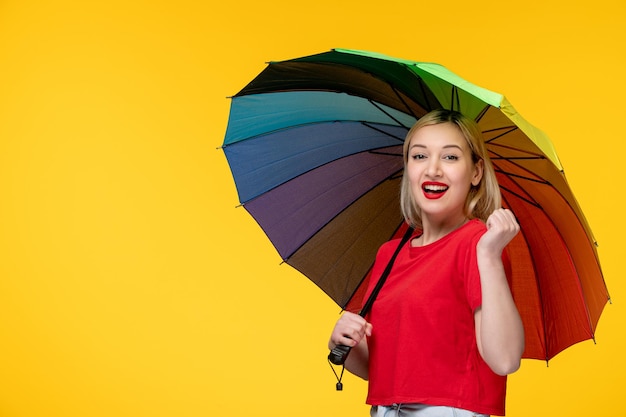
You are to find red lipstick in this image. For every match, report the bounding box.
[422,181,448,200]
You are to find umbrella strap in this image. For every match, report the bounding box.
[328,358,345,391]
[359,226,414,318]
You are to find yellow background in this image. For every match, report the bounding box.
[0,1,624,416]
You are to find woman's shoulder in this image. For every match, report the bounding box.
[465,218,487,233]
[452,219,487,247]
[378,236,406,254]
[377,230,416,257]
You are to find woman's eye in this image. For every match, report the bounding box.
[443,154,459,161]
[412,154,426,160]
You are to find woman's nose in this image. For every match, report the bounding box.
[425,158,442,177]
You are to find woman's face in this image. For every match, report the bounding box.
[406,122,483,223]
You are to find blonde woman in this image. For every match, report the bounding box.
[328,109,524,416]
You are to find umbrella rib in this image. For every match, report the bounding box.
[483,125,519,143]
[450,86,459,111]
[417,78,436,112]
[474,106,490,124]
[369,150,404,158]
[367,99,412,129]
[498,184,541,208]
[489,144,548,161]
[398,63,438,113]
[492,167,550,186]
[361,121,407,143]
[388,85,420,119]
[482,126,546,159]
[491,156,546,161]
[489,146,552,185]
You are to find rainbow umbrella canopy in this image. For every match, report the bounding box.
[221,48,610,361]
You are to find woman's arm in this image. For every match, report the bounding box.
[475,208,525,376]
[328,311,371,380]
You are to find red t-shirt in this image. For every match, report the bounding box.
[364,219,508,416]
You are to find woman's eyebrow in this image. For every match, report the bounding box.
[442,144,463,150]
[410,143,464,150]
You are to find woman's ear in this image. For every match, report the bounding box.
[472,159,484,186]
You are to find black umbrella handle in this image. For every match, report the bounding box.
[328,343,352,365]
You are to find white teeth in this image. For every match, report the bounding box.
[424,185,448,192]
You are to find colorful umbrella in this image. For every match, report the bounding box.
[221,48,610,361]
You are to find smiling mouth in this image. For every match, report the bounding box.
[422,183,448,199]
[423,183,448,193]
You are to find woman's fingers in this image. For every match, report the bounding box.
[331,312,372,347]
[480,209,520,253]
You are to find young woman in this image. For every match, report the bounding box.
[328,109,525,416]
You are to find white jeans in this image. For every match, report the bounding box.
[370,404,489,417]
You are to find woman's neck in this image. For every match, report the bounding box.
[413,215,469,247]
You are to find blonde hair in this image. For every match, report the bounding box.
[399,109,501,229]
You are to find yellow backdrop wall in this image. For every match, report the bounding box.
[0,1,624,416]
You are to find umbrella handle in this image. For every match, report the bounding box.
[328,344,352,365]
